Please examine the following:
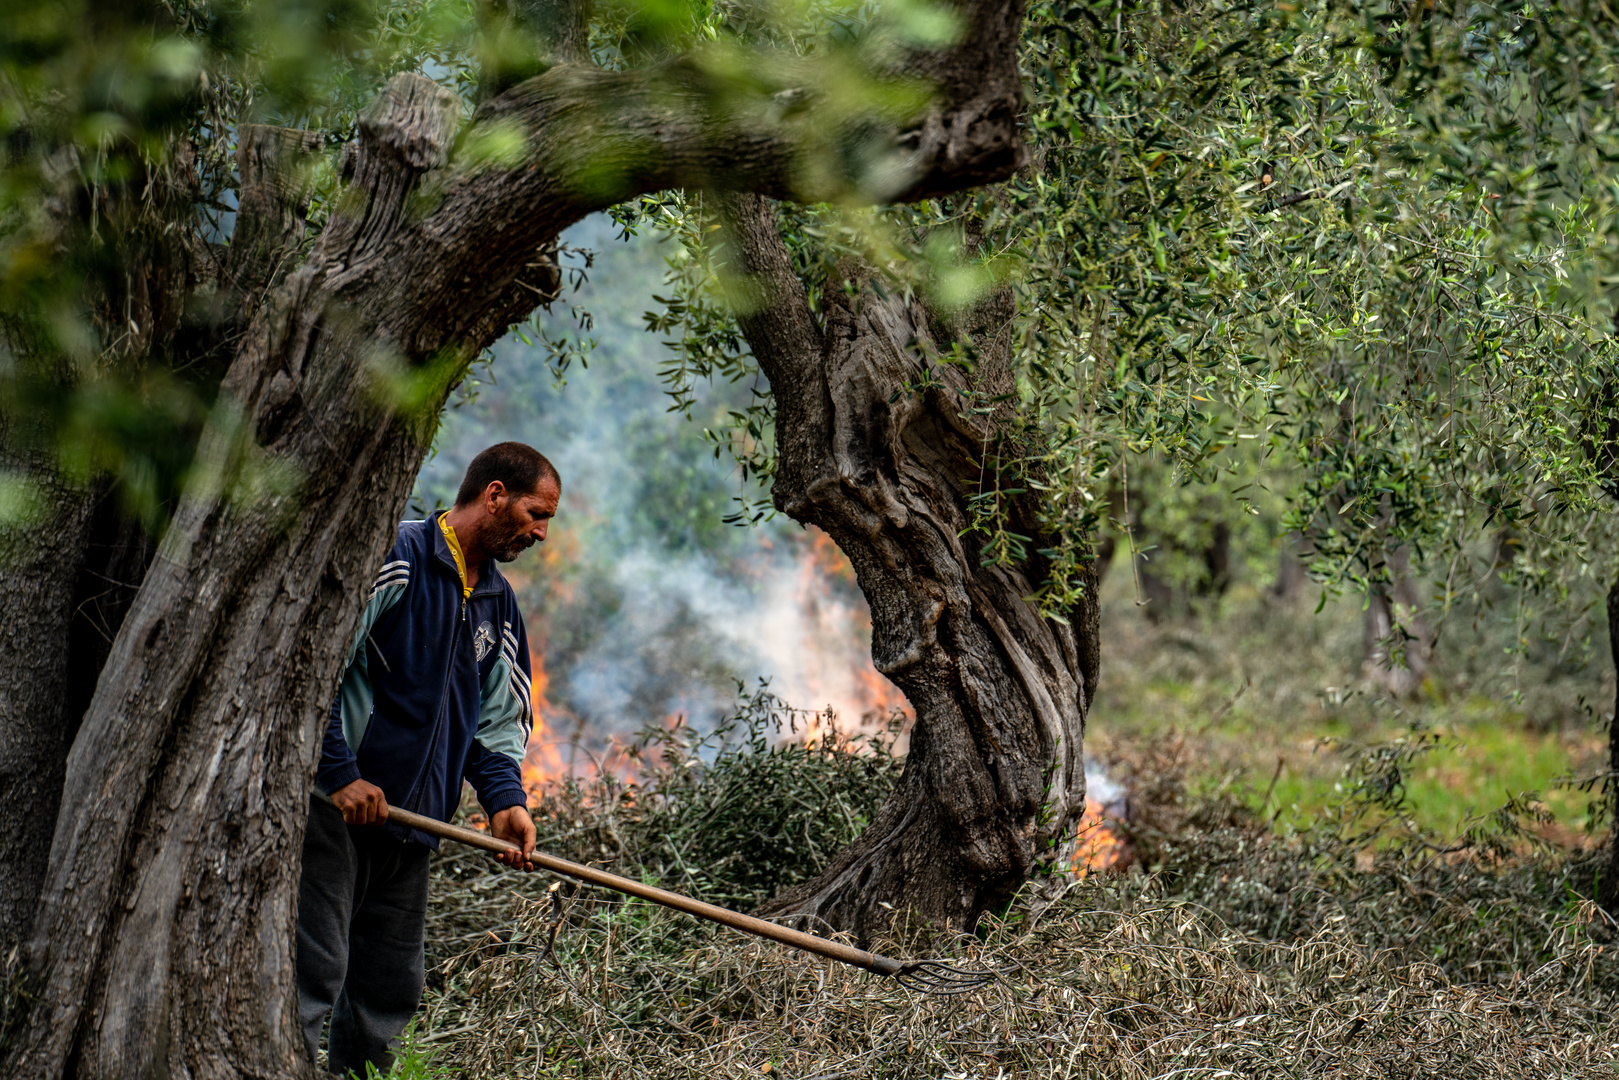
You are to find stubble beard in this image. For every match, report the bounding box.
[487,513,536,563]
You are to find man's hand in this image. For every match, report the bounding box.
[489,805,536,871]
[330,779,389,825]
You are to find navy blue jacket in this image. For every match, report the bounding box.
[317,517,533,847]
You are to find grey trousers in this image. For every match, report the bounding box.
[297,794,431,1077]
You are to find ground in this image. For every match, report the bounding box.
[379,570,1619,1078]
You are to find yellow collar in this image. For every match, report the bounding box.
[437,512,473,600]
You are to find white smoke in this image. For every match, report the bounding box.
[416,214,897,745]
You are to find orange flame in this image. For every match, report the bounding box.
[787,529,915,748]
[1071,798,1129,877]
[521,645,570,796]
[520,643,648,796]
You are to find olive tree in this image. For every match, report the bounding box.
[0,0,1078,1073]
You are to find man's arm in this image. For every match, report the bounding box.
[316,695,364,798]
[315,549,413,818]
[466,612,536,866]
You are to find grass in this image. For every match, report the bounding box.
[1087,571,1610,844]
[404,736,1619,1078]
[1264,718,1601,834]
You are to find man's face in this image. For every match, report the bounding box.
[486,477,560,563]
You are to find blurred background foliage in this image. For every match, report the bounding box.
[0,0,479,532]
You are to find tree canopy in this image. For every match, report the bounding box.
[11,0,1619,619]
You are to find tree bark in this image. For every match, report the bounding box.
[1601,572,1619,914]
[721,194,1097,941]
[6,0,1033,1070]
[0,478,99,960]
[223,127,326,317]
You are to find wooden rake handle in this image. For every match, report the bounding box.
[317,792,903,978]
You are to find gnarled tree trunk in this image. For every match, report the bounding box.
[5,0,1036,1072]
[722,194,1098,941]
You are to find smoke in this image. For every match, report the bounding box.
[414,215,904,761]
[562,544,882,728]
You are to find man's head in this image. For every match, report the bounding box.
[454,442,561,563]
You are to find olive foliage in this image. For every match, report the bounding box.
[632,0,1619,663]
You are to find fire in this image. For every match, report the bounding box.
[520,644,648,796]
[1071,797,1129,877]
[805,527,856,584]
[784,528,915,748]
[521,645,570,795]
[1072,763,1131,876]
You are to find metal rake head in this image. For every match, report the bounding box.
[890,958,1001,995]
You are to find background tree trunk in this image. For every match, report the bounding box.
[1362,543,1433,698]
[0,489,154,959]
[1601,573,1619,914]
[0,479,99,958]
[721,194,1098,941]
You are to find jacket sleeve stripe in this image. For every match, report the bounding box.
[367,570,411,602]
[475,656,531,763]
[508,675,532,731]
[505,649,531,699]
[334,551,414,759]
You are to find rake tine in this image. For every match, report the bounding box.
[891,959,1002,995]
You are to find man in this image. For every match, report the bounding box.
[297,441,559,1076]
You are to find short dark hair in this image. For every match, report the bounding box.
[455,442,560,507]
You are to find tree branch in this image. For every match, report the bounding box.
[714,193,821,388]
[469,17,1025,208]
[225,126,325,321]
[376,0,1024,359]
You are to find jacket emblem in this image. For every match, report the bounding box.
[473,621,495,662]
